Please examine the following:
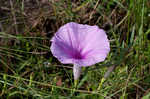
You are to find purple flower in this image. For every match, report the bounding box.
[50,22,110,80]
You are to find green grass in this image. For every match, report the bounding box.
[0,0,150,99]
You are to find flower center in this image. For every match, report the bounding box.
[74,53,83,59]
[72,51,83,59]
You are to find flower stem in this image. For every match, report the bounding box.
[74,79,78,88]
[73,64,81,80]
[72,64,81,96]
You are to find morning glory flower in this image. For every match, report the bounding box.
[50,22,110,80]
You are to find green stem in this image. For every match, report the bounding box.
[97,78,105,90]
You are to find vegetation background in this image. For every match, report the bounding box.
[0,0,150,99]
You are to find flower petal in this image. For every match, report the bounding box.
[76,27,110,66]
[50,22,110,66]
